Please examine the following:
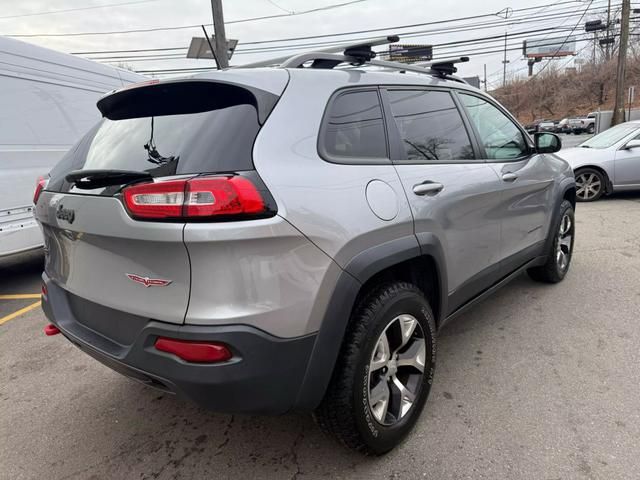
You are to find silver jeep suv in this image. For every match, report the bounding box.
[35,43,576,454]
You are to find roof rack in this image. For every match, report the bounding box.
[239,35,470,84]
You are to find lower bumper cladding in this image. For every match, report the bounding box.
[41,273,316,414]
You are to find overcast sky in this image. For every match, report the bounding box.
[1,0,596,86]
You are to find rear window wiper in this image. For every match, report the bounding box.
[65,169,152,189]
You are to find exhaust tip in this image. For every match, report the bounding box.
[44,324,60,336]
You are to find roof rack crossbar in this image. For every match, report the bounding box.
[238,35,470,84]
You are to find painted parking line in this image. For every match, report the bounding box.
[0,294,41,300]
[0,301,41,325]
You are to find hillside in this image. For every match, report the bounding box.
[491,56,640,123]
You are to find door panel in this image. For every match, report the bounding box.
[382,88,502,304]
[614,148,640,186]
[489,157,555,262]
[394,163,503,297]
[457,92,552,269]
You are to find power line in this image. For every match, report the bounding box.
[6,0,371,37]
[0,0,159,20]
[7,0,596,39]
[70,1,615,56]
[89,25,580,62]
[131,33,610,74]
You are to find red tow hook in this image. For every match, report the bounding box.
[44,323,60,336]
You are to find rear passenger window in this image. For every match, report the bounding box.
[387,90,475,162]
[322,90,387,161]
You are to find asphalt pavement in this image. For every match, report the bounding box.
[1,193,639,480]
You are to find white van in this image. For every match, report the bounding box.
[0,36,145,258]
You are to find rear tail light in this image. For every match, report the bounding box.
[154,337,232,363]
[33,176,48,204]
[122,175,269,221]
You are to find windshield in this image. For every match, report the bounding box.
[580,124,640,149]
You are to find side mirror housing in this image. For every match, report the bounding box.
[623,139,640,150]
[534,132,562,154]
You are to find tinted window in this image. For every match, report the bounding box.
[387,90,474,161]
[49,82,275,186]
[459,93,528,160]
[323,90,387,159]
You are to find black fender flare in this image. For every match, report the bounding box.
[294,234,447,411]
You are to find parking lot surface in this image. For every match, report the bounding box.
[1,194,639,480]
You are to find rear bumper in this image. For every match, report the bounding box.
[42,274,316,414]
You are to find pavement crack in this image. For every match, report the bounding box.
[289,427,305,480]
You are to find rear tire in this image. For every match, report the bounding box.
[528,200,575,283]
[314,282,436,455]
[587,124,595,134]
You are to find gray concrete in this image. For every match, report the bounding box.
[1,194,640,480]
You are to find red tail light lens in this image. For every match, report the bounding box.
[122,176,266,220]
[33,176,48,204]
[154,337,232,363]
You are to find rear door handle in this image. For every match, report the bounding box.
[413,182,444,196]
[502,173,518,182]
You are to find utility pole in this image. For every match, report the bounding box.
[502,32,509,87]
[606,0,612,61]
[483,64,487,91]
[612,0,631,126]
[211,0,229,69]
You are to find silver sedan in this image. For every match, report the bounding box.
[556,121,640,201]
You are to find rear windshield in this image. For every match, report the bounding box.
[49,81,278,186]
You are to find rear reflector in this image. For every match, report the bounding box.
[33,176,48,204]
[123,175,265,220]
[44,324,60,336]
[41,284,48,298]
[154,337,232,363]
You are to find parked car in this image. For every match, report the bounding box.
[36,48,576,454]
[525,118,552,134]
[557,121,640,201]
[538,120,557,133]
[557,118,575,134]
[568,112,596,134]
[0,36,145,259]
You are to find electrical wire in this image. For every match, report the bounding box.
[0,0,159,20]
[6,0,371,37]
[7,0,597,38]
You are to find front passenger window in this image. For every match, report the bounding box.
[459,94,528,160]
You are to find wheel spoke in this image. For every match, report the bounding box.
[370,331,391,372]
[559,234,572,250]
[397,314,418,349]
[396,338,426,373]
[369,380,390,422]
[391,376,415,419]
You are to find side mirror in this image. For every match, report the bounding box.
[623,139,640,150]
[534,132,562,154]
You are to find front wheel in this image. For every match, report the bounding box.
[575,168,606,202]
[587,124,595,134]
[314,282,436,455]
[528,200,575,283]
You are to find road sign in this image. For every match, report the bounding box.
[523,36,577,58]
[186,37,238,60]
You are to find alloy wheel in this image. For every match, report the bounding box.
[367,314,426,426]
[575,172,602,200]
[556,212,573,271]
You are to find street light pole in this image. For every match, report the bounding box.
[211,0,229,69]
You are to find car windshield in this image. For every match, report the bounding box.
[579,124,640,149]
